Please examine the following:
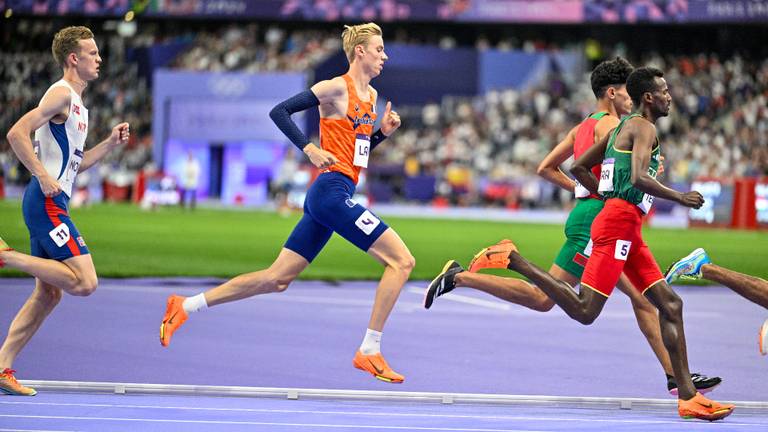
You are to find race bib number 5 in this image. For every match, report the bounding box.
[353,134,370,168]
[614,240,631,261]
[598,158,615,193]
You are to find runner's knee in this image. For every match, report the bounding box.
[574,311,598,325]
[263,269,296,293]
[533,296,555,313]
[272,278,292,293]
[392,252,415,274]
[70,276,98,297]
[64,270,98,296]
[571,303,599,325]
[658,292,684,322]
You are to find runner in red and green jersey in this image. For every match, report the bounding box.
[425,58,720,395]
[467,67,735,421]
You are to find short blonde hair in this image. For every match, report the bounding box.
[52,26,94,67]
[341,23,382,63]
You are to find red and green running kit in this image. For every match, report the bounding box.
[581,114,665,297]
[553,112,608,278]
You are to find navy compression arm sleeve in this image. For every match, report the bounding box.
[269,90,321,150]
[370,129,388,151]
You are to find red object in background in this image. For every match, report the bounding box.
[103,182,130,202]
[0,176,4,199]
[432,196,449,208]
[732,177,757,229]
[133,170,146,203]
[689,177,762,230]
[483,183,510,201]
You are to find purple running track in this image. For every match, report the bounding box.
[1,278,766,401]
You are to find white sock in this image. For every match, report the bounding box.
[359,328,382,355]
[182,293,208,314]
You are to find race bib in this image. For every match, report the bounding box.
[614,240,631,261]
[353,134,370,168]
[49,223,71,248]
[61,149,84,192]
[355,210,380,235]
[598,158,615,193]
[637,166,658,213]
[637,193,655,213]
[583,239,593,257]
[574,180,591,198]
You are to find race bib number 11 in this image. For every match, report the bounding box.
[49,223,71,248]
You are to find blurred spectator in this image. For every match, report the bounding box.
[180,151,200,210]
[2,18,765,209]
[169,24,340,73]
[377,53,767,207]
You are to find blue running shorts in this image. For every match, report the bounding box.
[22,176,89,261]
[285,172,389,262]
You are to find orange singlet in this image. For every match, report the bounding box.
[319,74,377,185]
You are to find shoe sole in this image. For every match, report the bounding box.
[469,240,517,272]
[160,296,185,347]
[665,248,706,283]
[669,382,720,396]
[680,407,734,421]
[0,386,37,396]
[759,319,768,356]
[424,260,457,309]
[352,359,404,384]
[160,322,169,346]
[469,245,500,272]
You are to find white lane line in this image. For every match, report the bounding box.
[0,429,79,432]
[407,286,511,311]
[405,286,725,318]
[0,406,763,427]
[0,416,547,432]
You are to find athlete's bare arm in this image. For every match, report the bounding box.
[627,119,703,208]
[569,130,612,195]
[537,126,577,192]
[299,77,347,169]
[6,86,71,197]
[311,77,348,118]
[79,123,130,173]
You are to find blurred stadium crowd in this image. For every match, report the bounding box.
[1,18,766,208]
[379,53,768,207]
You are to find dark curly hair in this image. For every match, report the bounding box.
[626,67,664,108]
[590,57,634,99]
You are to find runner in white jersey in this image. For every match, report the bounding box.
[34,79,89,198]
[0,26,129,396]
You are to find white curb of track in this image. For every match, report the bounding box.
[20,380,768,411]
